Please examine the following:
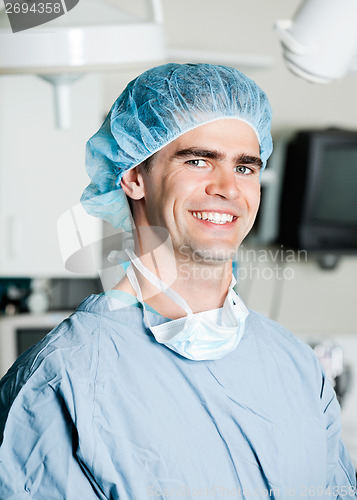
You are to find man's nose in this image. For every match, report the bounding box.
[205,167,241,200]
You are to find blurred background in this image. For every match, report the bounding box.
[0,0,356,466]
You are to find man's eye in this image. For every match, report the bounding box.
[186,159,208,168]
[235,165,253,175]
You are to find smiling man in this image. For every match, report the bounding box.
[117,118,263,319]
[0,64,356,499]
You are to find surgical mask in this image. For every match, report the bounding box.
[125,250,249,361]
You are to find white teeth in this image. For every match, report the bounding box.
[192,212,234,224]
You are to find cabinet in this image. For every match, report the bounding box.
[0,74,103,277]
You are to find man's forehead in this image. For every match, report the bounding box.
[164,118,261,156]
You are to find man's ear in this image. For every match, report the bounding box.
[120,167,145,200]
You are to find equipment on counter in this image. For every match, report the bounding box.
[310,339,352,406]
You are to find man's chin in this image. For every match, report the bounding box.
[180,245,239,265]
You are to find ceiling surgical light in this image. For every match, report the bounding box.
[275,0,357,83]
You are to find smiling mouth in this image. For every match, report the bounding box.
[191,211,236,225]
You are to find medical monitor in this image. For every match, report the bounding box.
[278,129,357,252]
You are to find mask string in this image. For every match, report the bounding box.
[125,248,193,316]
[126,263,154,330]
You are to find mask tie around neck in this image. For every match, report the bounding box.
[125,248,194,316]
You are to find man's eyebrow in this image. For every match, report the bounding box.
[239,154,263,170]
[172,148,225,161]
[172,148,263,170]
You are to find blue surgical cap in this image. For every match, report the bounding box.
[81,63,273,230]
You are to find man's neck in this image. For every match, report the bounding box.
[114,250,233,319]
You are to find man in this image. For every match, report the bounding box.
[0,64,355,499]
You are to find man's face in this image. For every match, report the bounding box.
[130,119,262,264]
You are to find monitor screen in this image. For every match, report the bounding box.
[312,145,357,225]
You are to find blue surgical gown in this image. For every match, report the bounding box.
[0,292,356,499]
